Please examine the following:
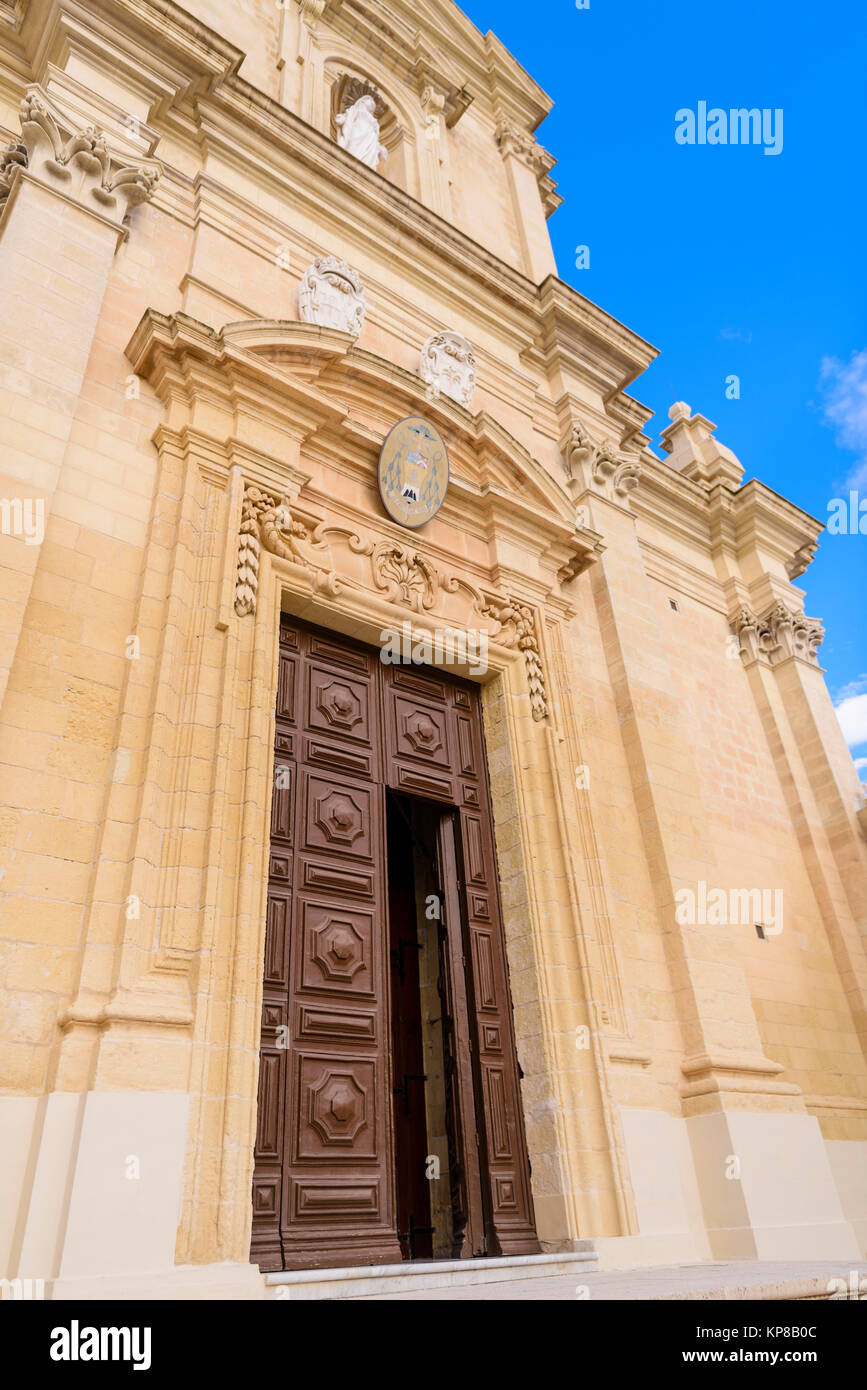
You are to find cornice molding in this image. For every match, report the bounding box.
[727,479,823,575]
[630,455,824,588]
[536,275,659,398]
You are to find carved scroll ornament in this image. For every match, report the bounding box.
[233,489,550,719]
[235,487,323,617]
[479,594,548,721]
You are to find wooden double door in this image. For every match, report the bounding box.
[251,617,539,1271]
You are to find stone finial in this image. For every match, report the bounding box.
[661,401,743,489]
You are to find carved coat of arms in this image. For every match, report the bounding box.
[298,255,365,337]
[378,416,449,529]
[419,330,476,409]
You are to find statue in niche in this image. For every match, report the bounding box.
[298,255,366,337]
[336,94,387,171]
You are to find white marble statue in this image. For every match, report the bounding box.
[419,330,476,409]
[336,95,387,171]
[298,255,366,337]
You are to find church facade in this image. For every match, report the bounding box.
[1,0,865,1299]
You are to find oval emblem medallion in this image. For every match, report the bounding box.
[378,416,449,529]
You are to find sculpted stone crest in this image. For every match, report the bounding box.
[298,256,365,337]
[419,330,476,409]
[335,94,387,171]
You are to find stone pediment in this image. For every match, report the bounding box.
[127,312,583,543]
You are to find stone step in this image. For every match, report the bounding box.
[265,1249,598,1300]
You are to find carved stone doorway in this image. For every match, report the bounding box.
[250,616,538,1271]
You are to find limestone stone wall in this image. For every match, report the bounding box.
[0,0,864,1294]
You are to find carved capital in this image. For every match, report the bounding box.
[0,138,28,205]
[593,441,641,499]
[0,87,160,226]
[731,602,824,668]
[560,421,641,505]
[300,0,326,31]
[495,117,537,167]
[420,85,447,119]
[494,116,562,216]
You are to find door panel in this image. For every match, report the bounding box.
[252,620,400,1272]
[435,811,488,1258]
[382,662,538,1256]
[252,618,539,1270]
[457,796,539,1254]
[387,796,434,1261]
[383,665,459,805]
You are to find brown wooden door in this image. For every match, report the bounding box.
[386,794,434,1261]
[380,660,539,1257]
[251,621,401,1270]
[251,618,539,1270]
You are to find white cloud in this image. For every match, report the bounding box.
[835,672,867,702]
[854,757,867,772]
[819,348,867,490]
[835,693,867,748]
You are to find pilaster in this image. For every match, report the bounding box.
[0,84,159,713]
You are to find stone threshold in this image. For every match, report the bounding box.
[264,1249,598,1299]
[343,1259,867,1301]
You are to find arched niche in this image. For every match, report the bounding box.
[326,65,418,198]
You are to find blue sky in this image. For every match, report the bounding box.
[461,0,867,779]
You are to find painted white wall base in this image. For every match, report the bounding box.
[592,1233,708,1270]
[6,1091,191,1283]
[686,1109,861,1261]
[618,1107,711,1258]
[59,1092,190,1280]
[0,1095,40,1275]
[825,1139,867,1257]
